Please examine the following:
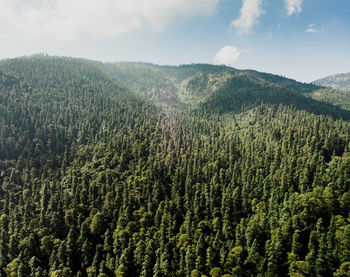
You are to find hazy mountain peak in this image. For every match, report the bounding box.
[314,72,350,91]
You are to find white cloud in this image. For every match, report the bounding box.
[231,0,264,35]
[0,0,219,42]
[285,0,303,16]
[305,23,322,33]
[214,45,241,66]
[305,24,316,33]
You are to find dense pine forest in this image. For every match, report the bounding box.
[0,55,349,277]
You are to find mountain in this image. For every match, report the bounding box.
[0,56,349,277]
[311,73,350,110]
[0,56,158,176]
[306,87,350,111]
[105,62,350,118]
[314,72,350,91]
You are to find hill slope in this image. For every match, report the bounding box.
[0,56,158,174]
[105,62,350,118]
[0,56,349,277]
[314,72,350,90]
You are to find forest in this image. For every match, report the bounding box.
[0,55,349,277]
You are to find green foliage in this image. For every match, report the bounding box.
[106,62,350,119]
[334,262,350,277]
[0,56,349,276]
[308,88,350,111]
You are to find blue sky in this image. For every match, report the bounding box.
[0,0,349,82]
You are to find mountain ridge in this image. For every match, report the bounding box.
[2,55,350,115]
[314,72,350,91]
[103,61,350,119]
[0,55,350,277]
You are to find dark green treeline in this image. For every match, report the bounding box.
[0,56,349,277]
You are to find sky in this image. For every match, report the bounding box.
[0,0,349,82]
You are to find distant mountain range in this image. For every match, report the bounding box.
[314,72,350,91]
[104,62,350,115]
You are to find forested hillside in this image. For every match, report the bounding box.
[105,62,350,115]
[306,88,350,111]
[0,56,349,277]
[315,73,350,91]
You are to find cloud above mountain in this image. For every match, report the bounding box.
[0,0,219,42]
[231,0,264,35]
[214,45,241,66]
